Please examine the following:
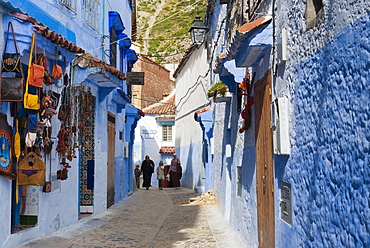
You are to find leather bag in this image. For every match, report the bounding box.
[1,22,21,73]
[29,63,44,87]
[28,45,43,88]
[24,33,40,110]
[18,152,46,186]
[52,64,62,79]
[0,22,24,101]
[1,77,23,101]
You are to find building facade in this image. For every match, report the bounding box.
[0,1,141,247]
[175,0,369,247]
[131,54,175,110]
[134,90,176,187]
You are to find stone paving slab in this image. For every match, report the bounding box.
[16,187,248,248]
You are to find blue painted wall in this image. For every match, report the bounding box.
[178,142,204,190]
[0,0,76,42]
[0,1,138,247]
[275,13,370,248]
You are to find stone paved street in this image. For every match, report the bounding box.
[16,187,248,248]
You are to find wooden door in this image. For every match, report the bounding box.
[107,113,116,208]
[254,71,275,248]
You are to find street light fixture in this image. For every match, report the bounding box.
[189,16,209,45]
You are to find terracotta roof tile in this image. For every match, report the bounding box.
[155,115,175,120]
[11,12,85,54]
[159,146,175,153]
[74,53,126,80]
[143,91,175,115]
[11,12,126,80]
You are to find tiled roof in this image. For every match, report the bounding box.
[225,15,272,67]
[159,146,175,153]
[74,53,126,80]
[143,90,175,115]
[155,115,175,120]
[11,12,84,54]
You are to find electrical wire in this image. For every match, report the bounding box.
[139,50,186,58]
[136,37,189,41]
[80,0,204,54]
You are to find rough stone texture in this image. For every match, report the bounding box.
[274,2,370,248]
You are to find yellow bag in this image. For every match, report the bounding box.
[24,92,40,110]
[18,152,45,186]
[23,33,40,110]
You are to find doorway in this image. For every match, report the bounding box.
[254,70,275,248]
[107,112,116,208]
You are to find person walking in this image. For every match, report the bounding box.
[169,153,182,189]
[134,164,141,188]
[156,161,165,190]
[141,155,155,190]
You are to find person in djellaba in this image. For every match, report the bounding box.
[141,155,155,190]
[169,153,182,189]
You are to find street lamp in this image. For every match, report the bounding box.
[189,17,208,45]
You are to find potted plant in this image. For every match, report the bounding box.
[207,81,228,98]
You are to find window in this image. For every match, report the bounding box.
[162,125,172,142]
[306,0,324,29]
[83,0,100,30]
[58,0,76,11]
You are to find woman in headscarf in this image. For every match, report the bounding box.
[169,153,182,188]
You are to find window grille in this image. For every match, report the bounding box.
[58,0,76,11]
[83,0,100,30]
[162,125,172,142]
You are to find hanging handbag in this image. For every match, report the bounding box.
[26,114,38,132]
[18,152,46,186]
[28,50,44,88]
[2,22,21,73]
[52,64,62,79]
[1,77,24,101]
[24,33,40,110]
[50,91,60,109]
[0,22,24,102]
[43,57,55,85]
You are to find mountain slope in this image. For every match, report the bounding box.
[137,0,207,64]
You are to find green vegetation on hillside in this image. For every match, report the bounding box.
[137,0,207,64]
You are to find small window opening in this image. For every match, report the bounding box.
[162,125,172,142]
[306,0,324,29]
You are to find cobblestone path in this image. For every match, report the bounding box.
[16,187,248,248]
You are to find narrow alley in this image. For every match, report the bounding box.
[15,187,248,248]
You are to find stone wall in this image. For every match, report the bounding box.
[132,55,175,110]
[274,2,370,247]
